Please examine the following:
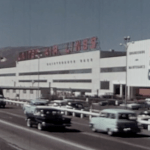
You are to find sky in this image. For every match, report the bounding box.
[0,0,149,51]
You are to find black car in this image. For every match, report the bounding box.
[66,100,90,111]
[26,106,71,130]
[65,100,90,116]
[0,95,6,108]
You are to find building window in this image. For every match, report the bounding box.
[100,81,109,90]
[74,60,75,63]
[30,90,33,94]
[100,67,126,73]
[80,60,82,62]
[23,90,26,93]
[13,89,15,93]
[91,59,93,61]
[6,89,9,93]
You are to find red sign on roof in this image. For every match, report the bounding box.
[17,37,99,61]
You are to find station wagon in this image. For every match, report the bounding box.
[89,109,141,136]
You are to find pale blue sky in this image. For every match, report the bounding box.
[0,0,149,51]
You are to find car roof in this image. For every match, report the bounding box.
[36,106,60,110]
[52,100,68,103]
[101,109,135,114]
[30,99,48,103]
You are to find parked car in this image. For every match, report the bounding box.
[137,110,150,129]
[89,109,141,136]
[49,100,67,107]
[99,99,123,106]
[26,106,71,130]
[23,99,49,115]
[0,94,6,108]
[66,100,90,111]
[120,103,141,110]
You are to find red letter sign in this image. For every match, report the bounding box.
[83,39,88,50]
[90,37,97,49]
[44,48,49,56]
[75,41,81,51]
[53,45,58,55]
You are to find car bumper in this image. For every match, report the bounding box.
[41,122,71,127]
[113,127,141,133]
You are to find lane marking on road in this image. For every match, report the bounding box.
[0,110,24,119]
[0,119,97,150]
[72,121,88,126]
[8,143,24,150]
[82,132,150,150]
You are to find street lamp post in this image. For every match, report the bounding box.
[120,36,130,109]
[35,51,42,98]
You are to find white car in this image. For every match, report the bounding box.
[120,103,141,110]
[90,109,141,136]
[137,110,150,129]
[23,99,49,115]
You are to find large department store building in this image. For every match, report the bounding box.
[0,37,149,100]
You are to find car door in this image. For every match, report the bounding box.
[106,113,117,132]
[97,112,108,131]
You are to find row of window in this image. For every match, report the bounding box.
[100,66,126,73]
[19,80,47,83]
[53,79,92,83]
[47,59,93,66]
[0,73,16,77]
[19,68,92,76]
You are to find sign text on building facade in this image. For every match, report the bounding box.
[18,37,99,61]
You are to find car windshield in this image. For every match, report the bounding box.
[118,113,137,120]
[34,102,47,106]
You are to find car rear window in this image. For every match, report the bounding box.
[118,113,136,120]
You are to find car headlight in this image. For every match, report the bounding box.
[41,114,45,117]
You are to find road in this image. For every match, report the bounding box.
[0,104,150,150]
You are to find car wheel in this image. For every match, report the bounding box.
[107,129,113,136]
[91,125,97,132]
[24,110,27,114]
[37,123,43,130]
[27,119,32,127]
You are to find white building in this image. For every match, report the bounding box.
[0,37,128,100]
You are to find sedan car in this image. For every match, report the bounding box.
[120,103,141,110]
[89,109,141,136]
[26,106,71,130]
[0,94,6,108]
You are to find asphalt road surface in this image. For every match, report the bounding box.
[0,104,150,150]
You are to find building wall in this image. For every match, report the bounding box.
[127,39,150,87]
[99,56,126,95]
[0,49,127,99]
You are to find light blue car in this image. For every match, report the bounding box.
[89,109,141,136]
[23,99,49,116]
